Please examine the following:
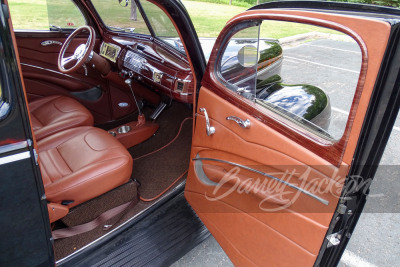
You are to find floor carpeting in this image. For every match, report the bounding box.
[61,180,138,227]
[129,101,192,158]
[132,117,192,200]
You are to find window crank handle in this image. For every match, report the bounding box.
[199,108,215,136]
[226,116,251,129]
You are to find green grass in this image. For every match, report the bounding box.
[182,1,340,38]
[182,0,247,37]
[8,0,49,30]
[7,0,341,38]
[259,21,341,39]
[185,0,254,7]
[47,0,86,29]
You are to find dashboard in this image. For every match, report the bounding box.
[99,38,194,103]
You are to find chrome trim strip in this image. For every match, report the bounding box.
[41,40,63,46]
[194,156,218,186]
[20,63,94,85]
[193,157,329,206]
[86,51,94,63]
[0,140,28,155]
[0,151,31,165]
[56,180,187,265]
[179,92,193,96]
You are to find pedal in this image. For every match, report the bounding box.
[150,102,167,120]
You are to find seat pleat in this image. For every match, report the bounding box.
[50,147,73,177]
[28,95,94,140]
[37,126,133,208]
[40,150,62,185]
[57,129,125,171]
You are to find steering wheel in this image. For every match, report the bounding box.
[58,25,96,74]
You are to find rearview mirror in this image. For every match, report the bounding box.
[119,0,129,7]
[238,45,259,68]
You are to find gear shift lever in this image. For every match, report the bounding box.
[125,78,145,126]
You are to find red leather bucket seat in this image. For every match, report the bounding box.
[29,95,94,140]
[37,126,133,208]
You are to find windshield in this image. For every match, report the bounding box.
[91,0,150,35]
[91,0,185,53]
[140,1,184,51]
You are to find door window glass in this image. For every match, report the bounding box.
[0,84,10,121]
[8,0,86,31]
[218,20,362,140]
[0,43,11,121]
[219,24,260,100]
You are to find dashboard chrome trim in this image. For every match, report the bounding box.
[123,50,146,72]
[100,42,121,63]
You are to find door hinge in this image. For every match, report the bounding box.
[27,139,39,165]
[326,232,341,247]
[326,200,355,248]
[33,149,39,165]
[337,203,347,214]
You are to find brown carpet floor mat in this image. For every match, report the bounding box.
[132,117,192,200]
[54,201,152,261]
[129,101,192,158]
[61,180,138,227]
[54,181,139,260]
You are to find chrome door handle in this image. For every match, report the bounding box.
[226,116,251,129]
[199,108,215,136]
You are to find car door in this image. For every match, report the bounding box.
[0,2,54,265]
[184,3,400,267]
[7,0,138,124]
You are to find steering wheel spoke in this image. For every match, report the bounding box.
[61,55,77,67]
[58,25,96,73]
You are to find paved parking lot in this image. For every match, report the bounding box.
[173,37,400,267]
[283,38,362,139]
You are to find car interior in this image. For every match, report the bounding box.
[6,0,396,265]
[9,0,196,260]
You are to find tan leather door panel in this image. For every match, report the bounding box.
[185,9,391,266]
[186,88,348,266]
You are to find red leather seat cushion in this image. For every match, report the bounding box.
[38,126,133,208]
[29,95,94,140]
